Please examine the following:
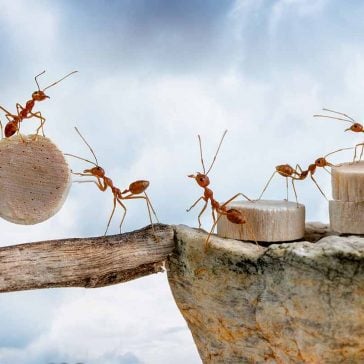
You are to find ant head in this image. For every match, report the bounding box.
[315,157,329,168]
[84,165,105,177]
[32,90,49,101]
[346,123,363,133]
[188,172,210,187]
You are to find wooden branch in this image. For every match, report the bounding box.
[0,224,175,293]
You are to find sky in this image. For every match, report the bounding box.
[0,0,364,362]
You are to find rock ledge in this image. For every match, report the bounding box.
[167,223,364,363]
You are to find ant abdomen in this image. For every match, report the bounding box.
[128,180,150,195]
[4,121,18,138]
[227,209,246,224]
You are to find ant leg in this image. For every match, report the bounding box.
[310,175,328,200]
[353,142,364,162]
[116,198,127,234]
[0,119,3,139]
[28,111,46,137]
[291,178,298,206]
[73,177,107,191]
[323,166,332,175]
[211,209,216,224]
[119,192,158,223]
[295,164,304,174]
[144,192,159,223]
[220,192,251,209]
[186,196,203,212]
[245,218,258,245]
[257,171,276,200]
[205,213,224,251]
[285,177,289,201]
[197,201,208,229]
[70,171,94,177]
[360,143,364,161]
[105,196,117,236]
[0,105,13,115]
[15,103,24,115]
[121,194,159,231]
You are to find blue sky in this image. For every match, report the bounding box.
[0,0,364,362]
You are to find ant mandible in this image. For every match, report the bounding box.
[258,147,352,203]
[0,70,77,138]
[187,130,255,249]
[314,108,364,162]
[65,127,159,236]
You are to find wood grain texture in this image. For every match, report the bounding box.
[0,135,71,224]
[0,224,174,293]
[329,200,364,234]
[332,161,364,202]
[217,200,305,242]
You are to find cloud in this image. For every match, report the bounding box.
[0,275,200,364]
[1,0,364,362]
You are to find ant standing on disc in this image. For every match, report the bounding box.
[0,70,77,138]
[258,147,353,204]
[65,127,159,236]
[314,108,364,162]
[187,130,256,249]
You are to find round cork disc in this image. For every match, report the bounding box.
[217,200,306,242]
[332,161,364,202]
[0,135,71,224]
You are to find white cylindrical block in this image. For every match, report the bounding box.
[217,200,306,242]
[329,200,364,234]
[0,135,71,224]
[332,161,364,202]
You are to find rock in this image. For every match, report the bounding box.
[0,135,71,224]
[167,224,364,363]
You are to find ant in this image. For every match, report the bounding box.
[314,108,364,162]
[0,70,77,138]
[64,127,159,236]
[187,130,256,249]
[258,147,353,203]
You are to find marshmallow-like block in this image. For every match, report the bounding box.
[332,161,364,202]
[329,200,364,234]
[0,135,71,224]
[217,200,305,242]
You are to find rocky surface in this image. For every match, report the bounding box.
[167,223,364,363]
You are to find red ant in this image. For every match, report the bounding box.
[258,147,352,203]
[187,130,256,249]
[64,127,159,236]
[0,70,77,138]
[314,108,364,162]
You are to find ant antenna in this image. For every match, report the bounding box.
[35,70,46,91]
[198,135,206,174]
[314,108,355,124]
[73,126,99,165]
[63,153,98,166]
[206,129,228,175]
[42,70,78,91]
[324,146,354,159]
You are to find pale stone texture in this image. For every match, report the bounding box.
[0,135,71,224]
[217,200,305,242]
[167,224,364,364]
